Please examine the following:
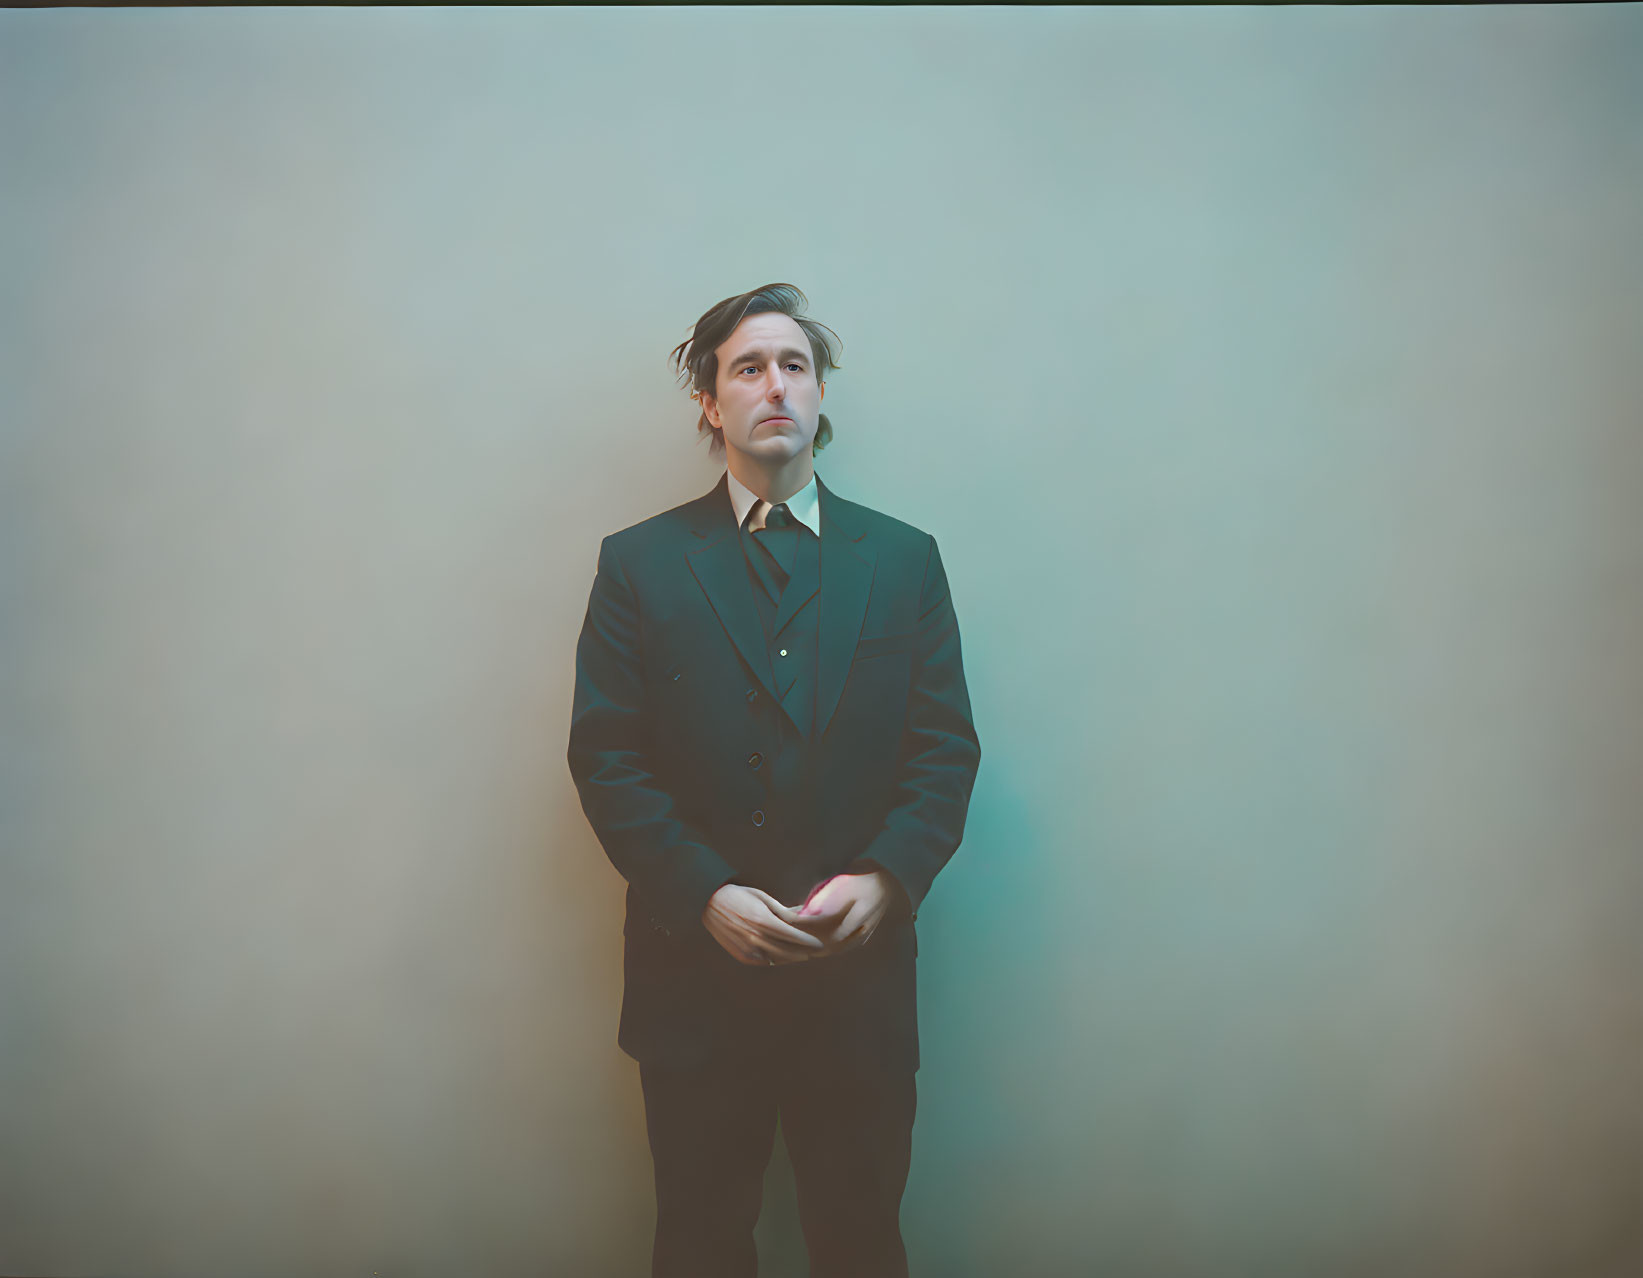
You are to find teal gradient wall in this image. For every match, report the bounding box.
[2,7,1639,1276]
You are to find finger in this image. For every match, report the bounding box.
[718,920,763,965]
[801,878,838,911]
[730,916,820,960]
[797,889,852,923]
[827,903,872,948]
[798,877,846,915]
[745,888,796,920]
[801,875,844,910]
[767,925,826,956]
[755,892,830,932]
[849,901,890,947]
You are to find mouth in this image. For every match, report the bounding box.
[761,417,792,425]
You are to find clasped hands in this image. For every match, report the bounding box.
[702,870,906,967]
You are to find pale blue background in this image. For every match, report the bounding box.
[2,6,1640,1276]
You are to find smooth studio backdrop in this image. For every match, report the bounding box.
[2,7,1640,1277]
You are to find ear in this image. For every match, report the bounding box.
[818,379,825,403]
[700,391,719,428]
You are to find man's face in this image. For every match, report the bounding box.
[700,312,825,464]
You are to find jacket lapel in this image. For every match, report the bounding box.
[683,470,876,739]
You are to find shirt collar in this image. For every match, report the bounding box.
[725,468,821,537]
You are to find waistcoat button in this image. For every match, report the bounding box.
[751,809,765,826]
[747,752,762,768]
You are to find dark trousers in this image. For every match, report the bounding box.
[639,1041,917,1278]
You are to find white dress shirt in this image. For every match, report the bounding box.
[725,468,821,537]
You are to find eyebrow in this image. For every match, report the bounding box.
[726,345,810,370]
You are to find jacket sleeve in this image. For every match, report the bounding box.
[849,534,982,918]
[567,535,739,935]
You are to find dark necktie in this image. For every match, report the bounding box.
[751,500,801,581]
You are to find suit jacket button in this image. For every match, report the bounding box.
[745,688,758,701]
[751,809,765,826]
[747,751,762,768]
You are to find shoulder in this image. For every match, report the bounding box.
[828,486,938,555]
[597,487,718,561]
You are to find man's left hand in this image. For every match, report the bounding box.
[791,870,907,957]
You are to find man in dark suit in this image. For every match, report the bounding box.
[568,283,981,1277]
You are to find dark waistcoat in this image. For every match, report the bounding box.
[735,513,824,908]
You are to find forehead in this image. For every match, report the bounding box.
[713,312,811,366]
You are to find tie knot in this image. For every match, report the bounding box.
[763,502,795,529]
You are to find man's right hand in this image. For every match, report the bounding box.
[702,884,828,966]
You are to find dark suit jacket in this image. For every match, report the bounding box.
[567,470,981,1072]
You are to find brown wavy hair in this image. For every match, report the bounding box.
[668,283,843,458]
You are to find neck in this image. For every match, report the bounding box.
[725,449,814,506]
